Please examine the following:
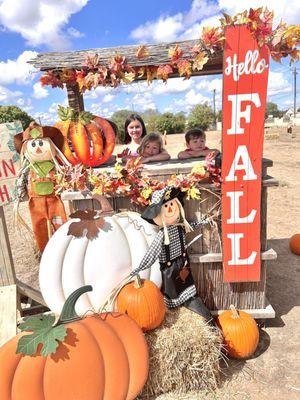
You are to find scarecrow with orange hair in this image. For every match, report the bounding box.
[14,122,69,252]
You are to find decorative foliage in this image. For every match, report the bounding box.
[17,314,67,356]
[67,210,105,239]
[55,159,212,206]
[39,8,299,91]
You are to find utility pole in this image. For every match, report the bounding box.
[292,66,297,118]
[213,89,216,129]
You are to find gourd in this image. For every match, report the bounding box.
[290,233,300,255]
[55,106,116,167]
[217,305,259,359]
[116,274,166,331]
[39,211,162,316]
[0,286,149,400]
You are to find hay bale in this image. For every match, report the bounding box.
[140,307,223,399]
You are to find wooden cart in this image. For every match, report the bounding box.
[61,157,278,319]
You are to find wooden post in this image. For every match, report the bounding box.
[0,206,18,345]
[66,83,84,112]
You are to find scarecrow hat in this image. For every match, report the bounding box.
[142,186,185,225]
[14,121,64,154]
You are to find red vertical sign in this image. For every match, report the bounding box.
[221,25,270,282]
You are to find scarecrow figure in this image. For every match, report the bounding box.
[14,122,69,252]
[130,186,213,324]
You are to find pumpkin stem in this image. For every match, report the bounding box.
[134,274,143,289]
[57,285,93,325]
[229,304,240,319]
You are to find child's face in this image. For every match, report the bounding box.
[127,120,143,141]
[143,141,160,157]
[187,135,206,151]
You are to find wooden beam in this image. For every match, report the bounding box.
[66,83,84,112]
[0,205,16,286]
[189,248,277,263]
[211,301,275,319]
[16,279,47,307]
[28,39,223,77]
[0,285,17,346]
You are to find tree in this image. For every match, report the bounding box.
[141,109,161,132]
[187,103,214,131]
[0,106,34,130]
[265,102,281,119]
[110,109,131,143]
[173,112,186,133]
[156,113,176,134]
[217,109,222,122]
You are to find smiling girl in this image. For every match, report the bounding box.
[120,114,147,161]
[137,133,170,163]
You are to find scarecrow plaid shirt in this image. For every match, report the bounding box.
[16,165,30,200]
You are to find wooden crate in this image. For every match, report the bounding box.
[62,158,278,318]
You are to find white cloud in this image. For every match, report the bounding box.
[185,89,211,106]
[129,0,299,45]
[103,93,115,103]
[33,81,49,99]
[196,77,222,92]
[0,51,37,85]
[0,85,22,102]
[33,111,56,125]
[67,27,84,38]
[130,13,184,43]
[0,0,89,50]
[153,78,193,95]
[219,0,300,25]
[184,0,220,25]
[130,92,156,111]
[267,71,292,96]
[89,103,118,118]
[84,85,115,99]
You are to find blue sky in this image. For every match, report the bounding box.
[0,0,299,125]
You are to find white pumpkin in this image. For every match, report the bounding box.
[39,211,162,315]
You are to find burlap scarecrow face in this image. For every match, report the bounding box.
[25,136,55,163]
[153,199,181,227]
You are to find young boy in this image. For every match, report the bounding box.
[177,128,215,160]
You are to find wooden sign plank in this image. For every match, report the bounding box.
[0,285,17,346]
[221,25,270,282]
[0,121,22,206]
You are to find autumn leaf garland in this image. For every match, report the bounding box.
[40,7,300,91]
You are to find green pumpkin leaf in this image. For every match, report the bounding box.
[79,110,93,125]
[17,314,67,356]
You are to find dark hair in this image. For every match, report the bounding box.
[185,128,206,143]
[124,114,147,144]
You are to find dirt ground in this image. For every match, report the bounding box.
[3,126,300,399]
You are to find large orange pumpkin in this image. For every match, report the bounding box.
[290,233,300,255]
[217,305,259,359]
[0,286,148,400]
[55,106,116,167]
[116,274,166,331]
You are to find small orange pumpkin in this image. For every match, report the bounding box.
[290,233,300,255]
[217,305,259,359]
[116,274,166,331]
[0,286,148,400]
